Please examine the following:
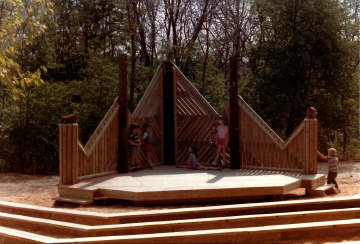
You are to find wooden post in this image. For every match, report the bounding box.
[304,107,317,174]
[162,61,177,165]
[118,54,129,173]
[59,114,78,185]
[229,57,241,169]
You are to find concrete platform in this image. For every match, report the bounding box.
[56,166,325,205]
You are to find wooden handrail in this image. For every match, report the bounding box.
[237,95,307,151]
[77,98,120,159]
[84,99,119,150]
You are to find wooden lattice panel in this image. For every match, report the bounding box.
[177,116,219,164]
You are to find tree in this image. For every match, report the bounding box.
[0,0,53,99]
[245,0,359,143]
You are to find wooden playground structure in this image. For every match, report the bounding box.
[1,55,357,244]
[54,55,334,205]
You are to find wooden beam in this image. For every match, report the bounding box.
[118,54,129,173]
[162,62,177,165]
[229,57,241,169]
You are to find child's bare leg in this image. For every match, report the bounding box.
[130,154,137,171]
[130,154,135,166]
[176,161,187,168]
[201,166,222,171]
[212,146,222,165]
[221,145,227,166]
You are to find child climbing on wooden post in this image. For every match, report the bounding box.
[177,145,222,171]
[142,123,155,169]
[212,115,229,168]
[317,148,341,192]
[128,123,142,172]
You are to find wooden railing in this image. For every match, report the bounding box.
[77,98,120,179]
[223,96,317,174]
[59,98,121,184]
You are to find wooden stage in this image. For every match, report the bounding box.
[56,166,325,205]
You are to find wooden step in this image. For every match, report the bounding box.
[0,218,359,243]
[0,206,358,238]
[53,197,93,205]
[0,196,359,225]
[312,184,338,196]
[57,186,95,202]
[61,219,360,243]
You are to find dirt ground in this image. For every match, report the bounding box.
[0,160,359,243]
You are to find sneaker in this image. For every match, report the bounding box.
[130,165,138,172]
[135,164,143,170]
[212,162,217,167]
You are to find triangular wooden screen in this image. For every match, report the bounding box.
[133,63,220,165]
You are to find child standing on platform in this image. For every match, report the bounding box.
[212,115,229,168]
[128,123,142,172]
[317,148,341,192]
[142,123,155,169]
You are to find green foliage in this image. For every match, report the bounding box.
[0,0,359,174]
[243,0,359,156]
[0,0,53,99]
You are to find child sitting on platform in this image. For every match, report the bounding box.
[128,123,142,172]
[177,145,222,171]
[212,115,229,169]
[317,148,341,192]
[142,123,155,169]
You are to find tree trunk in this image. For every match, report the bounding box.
[134,0,151,67]
[126,0,137,112]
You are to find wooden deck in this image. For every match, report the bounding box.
[56,166,325,205]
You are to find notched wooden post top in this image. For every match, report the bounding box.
[60,114,77,124]
[306,107,317,119]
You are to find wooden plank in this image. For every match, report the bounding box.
[118,54,128,173]
[66,125,72,184]
[313,119,318,174]
[101,134,105,173]
[229,58,240,169]
[79,150,83,177]
[309,120,315,174]
[160,69,164,165]
[61,125,67,185]
[72,125,78,184]
[59,125,63,184]
[298,129,304,171]
[305,120,310,174]
[162,62,177,165]
[98,136,103,173]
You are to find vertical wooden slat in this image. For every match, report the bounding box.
[78,151,83,177]
[72,125,78,184]
[61,125,67,184]
[299,129,304,171]
[66,125,72,184]
[59,125,63,184]
[118,54,129,173]
[229,57,241,169]
[313,119,318,173]
[309,119,315,174]
[101,136,105,172]
[93,145,97,174]
[305,119,310,174]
